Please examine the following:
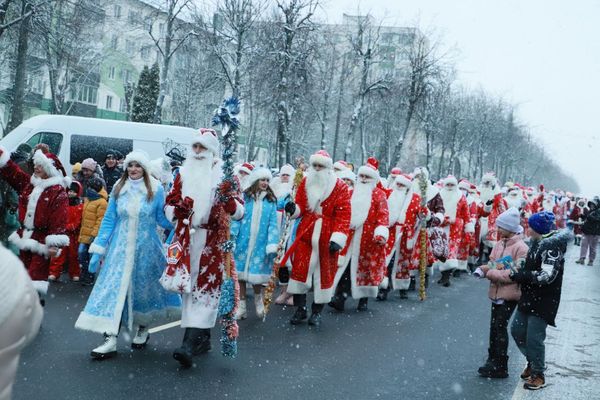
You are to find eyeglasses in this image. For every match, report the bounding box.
[311,163,325,169]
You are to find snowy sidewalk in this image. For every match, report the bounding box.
[511,246,600,400]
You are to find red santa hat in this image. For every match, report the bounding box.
[394,173,412,188]
[237,162,255,176]
[32,150,68,180]
[357,157,380,180]
[390,167,402,177]
[469,183,478,193]
[526,186,535,194]
[191,128,220,156]
[443,175,458,187]
[247,167,272,187]
[309,150,333,169]
[333,160,349,171]
[538,184,545,193]
[458,179,471,191]
[279,164,295,177]
[123,150,152,173]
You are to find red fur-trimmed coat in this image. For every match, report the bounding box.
[569,205,587,236]
[287,177,351,304]
[439,195,473,271]
[339,186,389,299]
[477,193,507,246]
[0,157,68,281]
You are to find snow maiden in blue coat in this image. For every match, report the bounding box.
[231,168,280,320]
[75,150,181,360]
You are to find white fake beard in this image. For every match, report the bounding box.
[306,168,335,211]
[271,177,292,199]
[350,179,375,229]
[180,150,215,226]
[440,187,461,221]
[506,194,523,209]
[388,186,408,225]
[479,186,497,204]
[542,197,555,211]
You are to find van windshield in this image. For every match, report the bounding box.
[0,126,33,151]
[25,132,63,155]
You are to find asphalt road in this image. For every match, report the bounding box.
[13,246,600,400]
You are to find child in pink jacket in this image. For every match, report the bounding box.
[474,207,529,378]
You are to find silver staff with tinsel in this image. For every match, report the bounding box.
[213,97,241,358]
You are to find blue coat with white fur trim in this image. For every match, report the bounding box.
[75,178,181,335]
[231,192,280,285]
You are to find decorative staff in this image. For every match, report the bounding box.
[418,171,428,301]
[262,167,305,320]
[213,97,241,357]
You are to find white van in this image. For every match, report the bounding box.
[0,115,196,173]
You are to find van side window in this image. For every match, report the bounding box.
[70,134,133,165]
[26,132,63,154]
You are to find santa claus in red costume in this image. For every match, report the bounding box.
[0,146,69,294]
[235,162,254,191]
[475,172,507,262]
[165,128,244,368]
[569,197,587,245]
[437,176,474,285]
[393,167,445,297]
[459,179,480,270]
[282,150,351,327]
[329,158,389,312]
[386,167,402,188]
[376,173,412,301]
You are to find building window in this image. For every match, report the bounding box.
[128,10,139,24]
[113,5,121,18]
[122,69,132,83]
[140,46,151,61]
[158,23,165,36]
[76,86,98,105]
[108,66,115,80]
[119,98,127,113]
[110,35,118,50]
[106,95,113,110]
[125,40,135,56]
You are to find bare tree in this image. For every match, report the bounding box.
[147,0,196,124]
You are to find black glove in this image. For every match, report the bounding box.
[284,202,296,215]
[329,241,342,253]
[485,200,493,206]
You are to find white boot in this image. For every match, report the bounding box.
[91,333,117,359]
[131,326,149,349]
[235,299,247,320]
[254,292,265,319]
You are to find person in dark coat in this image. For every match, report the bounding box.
[508,211,571,390]
[576,198,600,265]
[101,149,123,194]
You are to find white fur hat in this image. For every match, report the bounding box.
[395,173,412,188]
[338,168,356,182]
[357,157,380,180]
[309,150,333,169]
[191,128,220,156]
[280,164,295,177]
[124,150,151,173]
[443,175,458,186]
[248,167,272,187]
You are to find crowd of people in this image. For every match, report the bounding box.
[0,128,596,396]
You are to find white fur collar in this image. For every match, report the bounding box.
[118,177,159,195]
[30,175,67,189]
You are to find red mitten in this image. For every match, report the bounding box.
[174,196,194,219]
[224,198,237,215]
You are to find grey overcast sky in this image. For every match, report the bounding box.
[319,0,600,196]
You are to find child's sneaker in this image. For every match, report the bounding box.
[523,374,546,390]
[520,363,531,380]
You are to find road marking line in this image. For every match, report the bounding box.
[148,320,181,333]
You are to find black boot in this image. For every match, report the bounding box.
[479,355,509,379]
[328,294,346,312]
[438,271,451,287]
[452,269,461,278]
[308,311,322,327]
[376,288,389,301]
[408,277,416,291]
[290,306,308,325]
[192,329,211,355]
[173,328,197,368]
[399,289,408,299]
[478,349,495,376]
[424,274,429,288]
[357,298,368,311]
